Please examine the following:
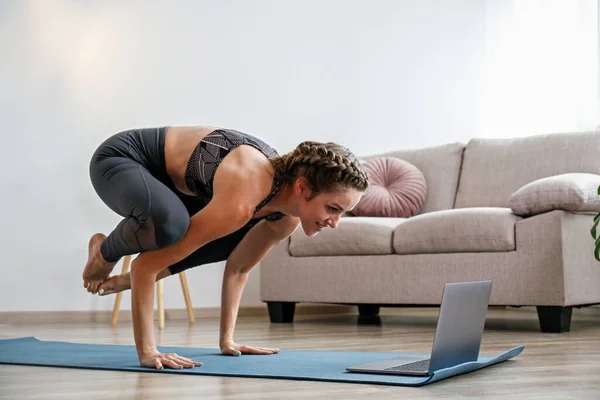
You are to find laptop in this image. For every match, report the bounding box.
[346,280,492,376]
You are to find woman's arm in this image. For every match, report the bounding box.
[130,259,160,359]
[133,201,253,271]
[128,149,279,366]
[129,257,201,369]
[129,199,251,368]
[129,169,263,367]
[123,149,269,274]
[219,216,300,355]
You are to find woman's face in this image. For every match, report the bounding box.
[297,186,362,237]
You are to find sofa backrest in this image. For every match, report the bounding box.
[361,142,465,214]
[454,130,600,209]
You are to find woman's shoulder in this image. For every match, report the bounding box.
[212,145,276,213]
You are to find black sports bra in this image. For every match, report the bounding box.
[184,129,285,223]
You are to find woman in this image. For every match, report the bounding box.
[84,126,369,370]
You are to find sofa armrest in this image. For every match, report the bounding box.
[509,173,600,217]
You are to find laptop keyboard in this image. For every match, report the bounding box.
[384,359,430,372]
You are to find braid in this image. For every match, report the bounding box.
[270,141,369,193]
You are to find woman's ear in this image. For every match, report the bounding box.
[294,176,308,194]
[294,177,314,200]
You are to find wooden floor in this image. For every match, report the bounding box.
[1,306,600,399]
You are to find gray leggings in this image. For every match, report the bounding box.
[88,127,252,275]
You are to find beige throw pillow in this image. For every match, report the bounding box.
[509,173,600,217]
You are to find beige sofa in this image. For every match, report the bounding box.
[260,130,600,333]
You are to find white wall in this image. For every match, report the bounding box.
[0,0,596,312]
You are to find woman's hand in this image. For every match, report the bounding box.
[220,341,280,357]
[139,349,203,370]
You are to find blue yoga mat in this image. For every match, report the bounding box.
[0,337,524,386]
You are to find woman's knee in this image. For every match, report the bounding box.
[152,203,190,248]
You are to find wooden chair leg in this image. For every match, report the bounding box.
[157,279,165,329]
[179,272,195,324]
[110,255,132,326]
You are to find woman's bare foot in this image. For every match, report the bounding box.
[83,233,117,293]
[98,273,131,296]
[98,268,172,296]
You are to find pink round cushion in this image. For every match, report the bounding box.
[352,157,427,218]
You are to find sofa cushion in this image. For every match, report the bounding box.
[509,173,600,217]
[289,217,406,256]
[360,142,464,214]
[351,157,427,218]
[454,130,600,209]
[393,207,522,254]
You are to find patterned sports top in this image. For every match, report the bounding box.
[184,129,285,223]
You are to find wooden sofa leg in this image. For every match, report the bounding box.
[267,302,296,323]
[536,306,573,333]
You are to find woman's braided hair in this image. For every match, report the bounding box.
[269,141,369,195]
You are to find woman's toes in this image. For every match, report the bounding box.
[87,281,101,294]
[98,282,112,296]
[98,275,121,296]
